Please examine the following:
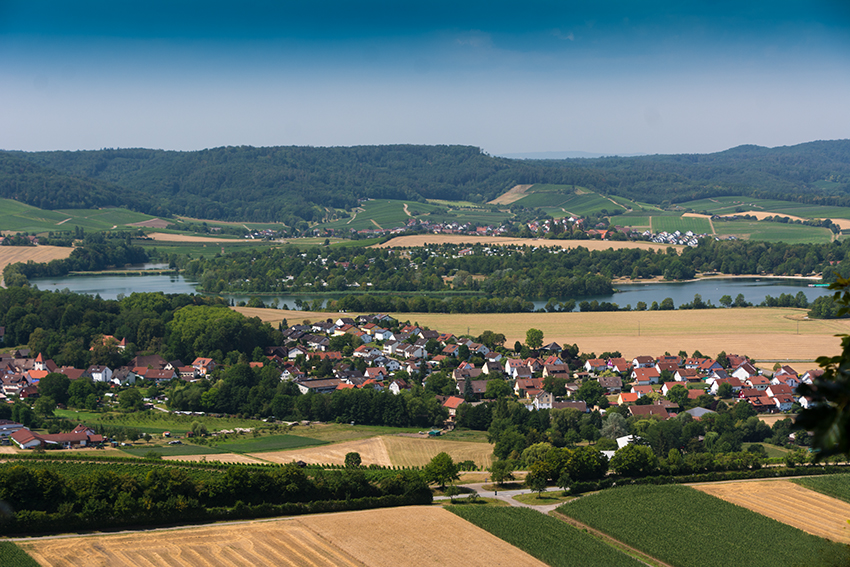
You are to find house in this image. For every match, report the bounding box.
[388,379,410,395]
[674,369,701,383]
[732,363,759,380]
[12,425,104,449]
[772,394,795,411]
[442,396,465,418]
[504,359,525,376]
[632,356,654,368]
[456,379,488,400]
[584,359,608,374]
[86,365,113,383]
[631,385,655,398]
[608,358,630,373]
[552,400,588,413]
[746,376,770,391]
[296,378,342,395]
[542,364,570,379]
[709,377,744,395]
[353,345,380,358]
[617,392,639,405]
[685,407,716,420]
[514,378,544,398]
[131,354,169,369]
[482,361,504,376]
[749,396,775,412]
[541,342,562,353]
[765,383,793,398]
[0,419,24,438]
[631,367,660,385]
[655,361,680,375]
[192,357,217,376]
[661,382,683,396]
[531,391,554,410]
[365,367,388,380]
[598,375,623,393]
[628,405,669,420]
[452,367,483,381]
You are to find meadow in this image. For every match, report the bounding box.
[0,198,156,233]
[53,409,267,436]
[557,484,849,567]
[682,195,850,219]
[449,506,644,567]
[713,219,833,244]
[650,215,712,234]
[320,199,443,231]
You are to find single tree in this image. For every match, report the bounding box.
[526,328,544,350]
[345,451,362,468]
[423,452,459,489]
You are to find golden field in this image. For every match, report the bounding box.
[372,234,682,252]
[235,306,847,362]
[0,245,73,286]
[19,507,547,567]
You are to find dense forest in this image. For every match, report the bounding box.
[2,140,849,223]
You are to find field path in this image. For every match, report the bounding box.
[693,479,850,543]
[370,219,383,229]
[553,510,674,567]
[56,217,72,225]
[403,203,412,217]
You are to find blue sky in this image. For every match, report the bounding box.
[1,1,849,155]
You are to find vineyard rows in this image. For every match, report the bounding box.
[557,484,848,567]
[448,506,643,567]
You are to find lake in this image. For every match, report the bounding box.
[29,273,833,311]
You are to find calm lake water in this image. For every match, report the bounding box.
[29,273,833,311]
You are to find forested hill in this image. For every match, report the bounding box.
[2,140,849,223]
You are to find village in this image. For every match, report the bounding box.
[0,311,818,452]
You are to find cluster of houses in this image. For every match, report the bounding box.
[580,353,820,418]
[1,308,821,449]
[642,229,703,247]
[0,348,220,405]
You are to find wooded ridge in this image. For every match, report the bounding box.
[2,140,849,223]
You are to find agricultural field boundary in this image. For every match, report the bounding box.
[551,510,673,567]
[694,479,850,543]
[488,184,533,205]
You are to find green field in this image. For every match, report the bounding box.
[651,216,712,234]
[613,216,651,227]
[321,199,443,231]
[120,433,325,457]
[449,506,644,567]
[135,239,283,257]
[557,484,847,567]
[53,409,269,436]
[0,199,156,233]
[714,220,833,244]
[681,195,850,219]
[425,209,512,225]
[0,542,40,567]
[792,473,850,504]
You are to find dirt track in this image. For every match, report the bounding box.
[693,480,850,544]
[488,184,533,205]
[20,507,547,567]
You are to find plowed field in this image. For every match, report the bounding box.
[20,507,547,567]
[693,480,850,544]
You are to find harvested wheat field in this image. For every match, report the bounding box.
[693,480,850,544]
[20,506,546,567]
[251,437,392,466]
[162,453,266,465]
[488,184,533,205]
[382,436,493,469]
[0,245,73,286]
[372,234,681,252]
[237,306,849,362]
[145,232,244,242]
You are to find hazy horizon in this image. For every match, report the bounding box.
[2,1,849,156]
